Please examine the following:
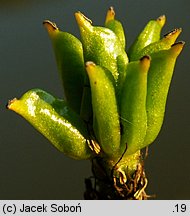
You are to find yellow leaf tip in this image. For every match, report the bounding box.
[85,61,97,75]
[75,11,92,30]
[85,61,96,68]
[140,55,151,61]
[140,55,151,71]
[163,28,182,45]
[164,28,182,39]
[105,6,115,24]
[157,15,166,27]
[171,41,185,54]
[43,20,59,34]
[172,41,185,46]
[6,98,18,110]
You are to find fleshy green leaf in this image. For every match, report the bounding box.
[43,20,85,114]
[7,89,93,160]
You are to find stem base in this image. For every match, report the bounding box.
[84,152,149,200]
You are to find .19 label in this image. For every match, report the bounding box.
[174,204,187,213]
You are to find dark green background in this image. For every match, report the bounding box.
[0,0,189,199]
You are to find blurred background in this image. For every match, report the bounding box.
[0,0,189,199]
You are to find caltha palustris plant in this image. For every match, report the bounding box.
[7,7,184,199]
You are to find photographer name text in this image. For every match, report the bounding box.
[2,203,82,214]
